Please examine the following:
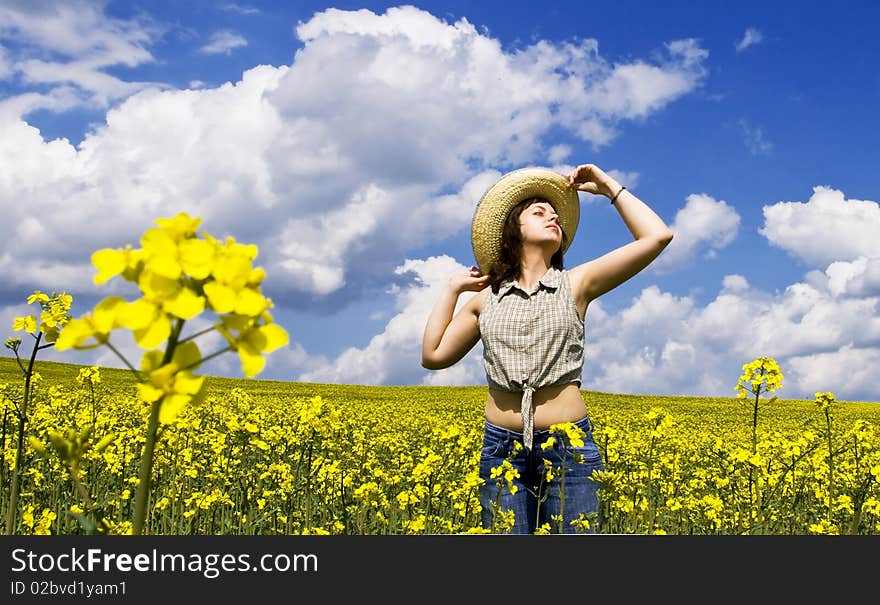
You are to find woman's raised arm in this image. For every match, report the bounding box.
[421,267,490,370]
[566,163,674,303]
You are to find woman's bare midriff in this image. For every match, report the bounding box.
[485,381,588,431]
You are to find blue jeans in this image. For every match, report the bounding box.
[478,415,604,534]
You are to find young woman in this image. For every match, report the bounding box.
[422,163,674,533]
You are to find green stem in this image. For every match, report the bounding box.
[131,319,184,535]
[5,331,42,535]
[13,351,27,375]
[132,399,161,535]
[751,385,761,455]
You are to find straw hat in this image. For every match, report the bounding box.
[471,167,580,275]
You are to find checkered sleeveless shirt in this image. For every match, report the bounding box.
[478,266,585,450]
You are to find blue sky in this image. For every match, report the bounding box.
[1,0,878,402]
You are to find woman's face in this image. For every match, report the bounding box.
[518,200,562,249]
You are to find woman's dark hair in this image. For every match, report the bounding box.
[488,197,565,293]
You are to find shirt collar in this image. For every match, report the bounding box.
[498,267,562,298]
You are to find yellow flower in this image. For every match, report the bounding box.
[11,291,73,343]
[92,246,145,285]
[202,234,269,316]
[156,212,202,242]
[13,315,37,334]
[569,514,592,533]
[217,313,289,377]
[117,271,205,346]
[550,422,586,447]
[21,506,35,530]
[34,509,57,535]
[534,523,552,535]
[179,238,215,280]
[136,341,207,424]
[26,292,50,305]
[815,391,836,411]
[116,297,172,349]
[735,356,784,398]
[141,227,184,280]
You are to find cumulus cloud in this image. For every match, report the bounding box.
[0,5,708,315]
[650,193,741,272]
[759,186,880,267]
[823,257,880,298]
[736,28,764,52]
[199,30,248,55]
[786,345,880,402]
[580,38,708,126]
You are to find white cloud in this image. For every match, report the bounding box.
[786,344,880,402]
[759,186,880,267]
[824,256,880,297]
[721,274,749,292]
[199,30,248,55]
[650,193,741,272]
[736,28,764,52]
[580,38,708,125]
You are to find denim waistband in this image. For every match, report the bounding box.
[484,415,593,441]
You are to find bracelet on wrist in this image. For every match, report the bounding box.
[610,186,626,205]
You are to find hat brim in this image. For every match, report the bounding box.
[471,167,580,275]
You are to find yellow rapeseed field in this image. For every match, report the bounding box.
[3,357,879,536]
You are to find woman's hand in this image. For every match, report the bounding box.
[448,266,491,293]
[566,163,621,199]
